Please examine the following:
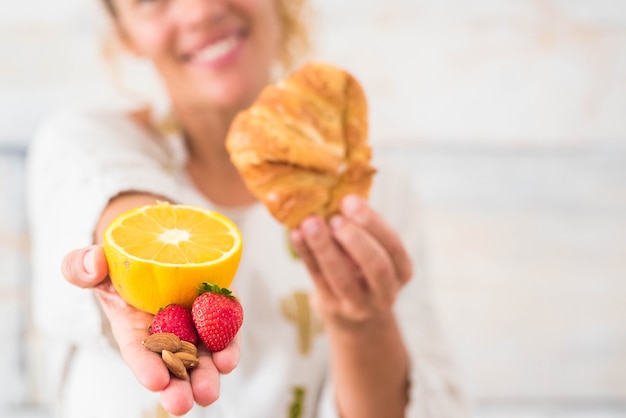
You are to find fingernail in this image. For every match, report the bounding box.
[342,195,361,215]
[83,247,95,275]
[330,215,344,230]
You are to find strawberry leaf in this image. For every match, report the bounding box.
[197,282,237,299]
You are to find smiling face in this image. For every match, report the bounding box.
[110,0,283,112]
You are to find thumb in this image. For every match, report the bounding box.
[61,245,109,288]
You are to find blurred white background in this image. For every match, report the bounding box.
[1,0,625,417]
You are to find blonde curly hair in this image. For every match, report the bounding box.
[100,0,311,70]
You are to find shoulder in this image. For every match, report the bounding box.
[27,105,170,170]
[35,105,134,136]
[30,105,139,150]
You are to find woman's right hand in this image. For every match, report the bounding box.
[61,245,239,416]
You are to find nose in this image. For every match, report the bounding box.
[172,0,228,29]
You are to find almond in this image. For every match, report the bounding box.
[142,332,182,353]
[178,340,198,357]
[174,351,200,369]
[162,350,188,380]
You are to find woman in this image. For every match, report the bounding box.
[26,0,470,417]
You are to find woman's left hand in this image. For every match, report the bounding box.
[289,195,413,327]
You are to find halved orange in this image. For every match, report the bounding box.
[103,202,243,314]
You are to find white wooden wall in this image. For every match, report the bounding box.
[1,1,625,416]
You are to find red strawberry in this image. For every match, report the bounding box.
[150,304,199,345]
[192,283,243,352]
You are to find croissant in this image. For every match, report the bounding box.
[225,62,376,228]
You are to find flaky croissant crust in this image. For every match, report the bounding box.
[226,62,376,228]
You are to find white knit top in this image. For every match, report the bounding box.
[26,107,470,418]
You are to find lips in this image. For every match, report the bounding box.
[186,30,245,66]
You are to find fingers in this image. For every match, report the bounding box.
[160,377,195,416]
[101,303,223,415]
[122,339,171,392]
[61,245,109,288]
[172,338,240,409]
[289,227,333,299]
[289,228,321,276]
[340,195,413,283]
[289,196,414,321]
[329,214,398,304]
[189,346,221,406]
[111,313,171,392]
[111,314,204,415]
[95,292,171,393]
[292,217,366,302]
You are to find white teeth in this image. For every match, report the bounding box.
[193,35,238,63]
